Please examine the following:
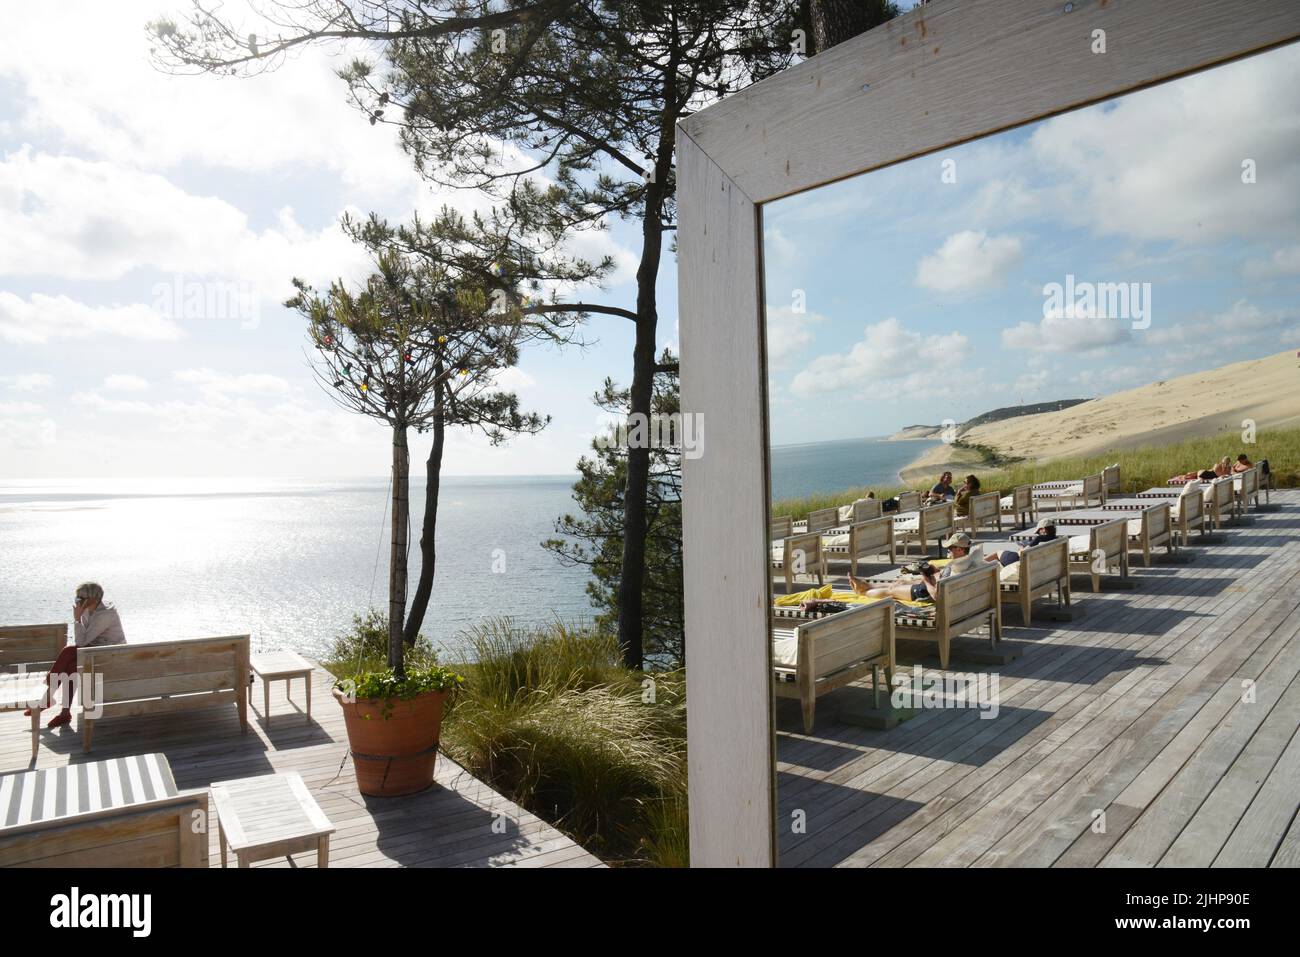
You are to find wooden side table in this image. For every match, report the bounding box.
[250,651,313,727]
[210,771,335,868]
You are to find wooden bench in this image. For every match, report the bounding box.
[895,502,955,556]
[79,635,250,752]
[1000,484,1036,528]
[822,516,896,576]
[995,538,1070,624]
[0,623,66,672]
[771,600,895,733]
[895,564,1001,671]
[961,491,1003,538]
[1169,488,1207,546]
[0,753,207,867]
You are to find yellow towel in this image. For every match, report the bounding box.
[774,585,880,607]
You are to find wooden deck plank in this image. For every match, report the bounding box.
[1,665,601,868]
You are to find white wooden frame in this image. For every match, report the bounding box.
[677,0,1300,867]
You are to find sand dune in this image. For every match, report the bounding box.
[901,349,1300,482]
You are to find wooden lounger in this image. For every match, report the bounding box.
[1000,484,1036,528]
[0,624,66,671]
[1047,502,1174,568]
[1235,466,1259,513]
[1205,476,1238,529]
[771,531,827,593]
[895,490,921,512]
[1012,518,1128,592]
[79,635,251,752]
[836,497,881,525]
[0,753,207,867]
[1033,472,1106,511]
[822,516,897,576]
[995,538,1070,624]
[1162,490,1206,545]
[894,502,955,556]
[791,506,841,535]
[961,491,1002,537]
[770,515,793,540]
[1102,464,1121,497]
[771,601,896,733]
[894,564,1001,671]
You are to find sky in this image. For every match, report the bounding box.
[763,40,1300,446]
[0,0,660,479]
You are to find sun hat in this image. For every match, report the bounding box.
[942,531,972,549]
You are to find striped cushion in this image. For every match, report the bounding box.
[896,612,937,628]
[0,753,178,830]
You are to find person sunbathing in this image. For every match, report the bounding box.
[985,519,1057,567]
[1232,454,1253,473]
[924,471,956,505]
[1214,456,1233,477]
[848,532,977,603]
[26,582,127,728]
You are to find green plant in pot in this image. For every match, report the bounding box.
[333,665,465,797]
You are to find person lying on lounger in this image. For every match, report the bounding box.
[26,582,127,729]
[984,518,1057,567]
[1232,454,1253,473]
[954,474,981,517]
[924,471,956,505]
[848,532,978,603]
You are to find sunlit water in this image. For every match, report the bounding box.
[769,437,940,500]
[0,476,593,662]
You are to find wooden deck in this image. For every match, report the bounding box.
[1,665,602,868]
[777,490,1300,868]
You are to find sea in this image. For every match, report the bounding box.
[0,475,593,662]
[769,436,939,501]
[1,437,931,661]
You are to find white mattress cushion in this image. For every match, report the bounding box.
[1068,534,1092,554]
[772,630,798,668]
[998,561,1021,584]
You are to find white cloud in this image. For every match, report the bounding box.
[1024,43,1300,244]
[0,400,56,449]
[0,292,183,344]
[104,374,150,392]
[791,317,970,397]
[1244,244,1300,280]
[765,305,825,367]
[916,231,1022,293]
[2,372,52,392]
[0,149,371,299]
[173,368,294,399]
[1001,305,1131,354]
[1146,299,1300,354]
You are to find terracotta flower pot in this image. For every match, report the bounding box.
[333,686,447,797]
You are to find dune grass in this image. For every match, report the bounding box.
[772,425,1299,518]
[324,615,687,867]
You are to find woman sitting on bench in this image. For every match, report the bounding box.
[27,582,127,728]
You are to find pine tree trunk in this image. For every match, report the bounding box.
[389,423,410,676]
[804,0,892,54]
[403,401,445,647]
[616,179,666,672]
